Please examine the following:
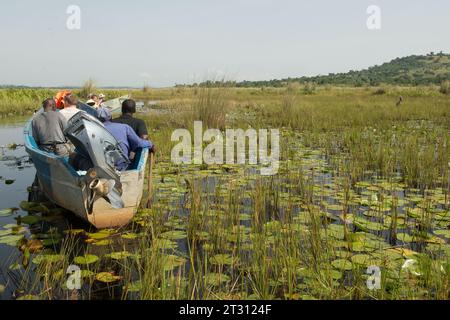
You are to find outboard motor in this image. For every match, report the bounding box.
[64,112,130,211]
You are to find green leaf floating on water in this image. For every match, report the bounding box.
[64,229,86,236]
[17,294,40,300]
[434,229,450,239]
[105,251,133,260]
[17,215,41,225]
[0,208,16,217]
[204,273,231,286]
[160,230,187,240]
[153,238,178,250]
[331,259,353,271]
[161,254,187,271]
[121,232,139,239]
[32,254,65,265]
[0,229,13,236]
[396,233,414,243]
[351,254,372,265]
[19,201,48,213]
[4,179,15,185]
[0,234,24,246]
[87,231,111,240]
[91,239,112,246]
[74,254,99,265]
[95,272,121,283]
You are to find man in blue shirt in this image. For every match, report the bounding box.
[97,107,155,171]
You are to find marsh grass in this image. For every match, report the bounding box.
[3,85,450,300]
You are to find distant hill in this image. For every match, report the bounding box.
[194,52,450,88]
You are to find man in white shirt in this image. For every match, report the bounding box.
[59,94,82,121]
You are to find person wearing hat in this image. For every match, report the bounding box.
[96,107,155,171]
[112,99,148,139]
[98,93,106,105]
[86,99,96,107]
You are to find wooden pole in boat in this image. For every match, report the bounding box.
[146,151,155,208]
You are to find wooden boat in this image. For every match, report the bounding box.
[24,103,148,229]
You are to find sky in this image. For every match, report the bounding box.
[0,0,449,87]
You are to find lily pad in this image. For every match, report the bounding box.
[17,215,41,225]
[351,254,372,265]
[17,294,39,300]
[153,238,178,250]
[32,254,65,265]
[121,232,139,239]
[397,233,414,243]
[204,273,231,286]
[91,239,112,246]
[331,259,353,271]
[105,251,133,260]
[95,272,122,283]
[0,234,24,246]
[210,254,235,266]
[161,254,187,271]
[160,230,187,240]
[434,229,450,239]
[74,254,99,265]
[0,208,16,217]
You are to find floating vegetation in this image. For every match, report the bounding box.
[1,87,449,300]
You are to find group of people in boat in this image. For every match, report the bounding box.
[31,91,155,172]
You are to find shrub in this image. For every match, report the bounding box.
[439,80,450,94]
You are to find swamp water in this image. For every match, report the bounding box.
[0,123,449,300]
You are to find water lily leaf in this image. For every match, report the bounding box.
[87,232,111,240]
[160,230,187,240]
[153,238,178,250]
[0,234,24,245]
[91,239,112,246]
[74,254,99,265]
[204,273,230,286]
[121,232,139,239]
[81,270,95,278]
[351,254,372,265]
[32,254,64,265]
[0,208,16,217]
[95,272,122,283]
[17,215,41,225]
[4,179,15,185]
[397,233,414,243]
[17,294,39,300]
[161,254,186,271]
[19,201,48,213]
[330,269,343,280]
[64,229,86,236]
[0,229,13,236]
[434,229,450,239]
[105,251,133,260]
[331,259,353,271]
